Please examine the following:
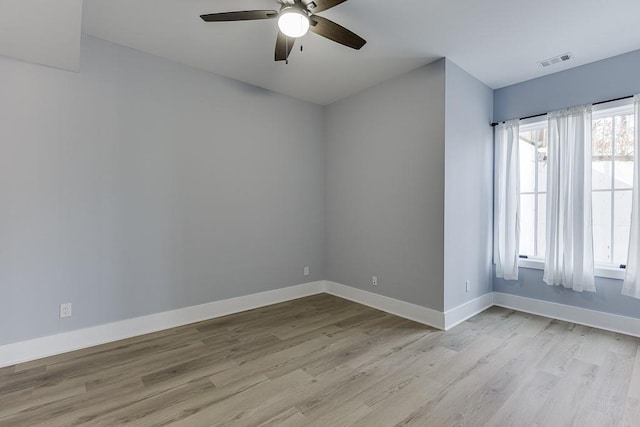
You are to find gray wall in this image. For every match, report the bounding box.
[7,32,636,349]
[494,268,640,319]
[325,60,446,311]
[0,36,325,346]
[443,60,494,311]
[494,48,640,122]
[493,49,640,318]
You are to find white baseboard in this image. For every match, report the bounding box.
[493,292,640,338]
[0,281,325,369]
[324,281,445,330]
[323,283,640,338]
[444,293,495,330]
[6,281,638,369]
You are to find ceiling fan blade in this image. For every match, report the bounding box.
[309,15,366,50]
[303,0,348,13]
[275,31,296,61]
[200,10,278,22]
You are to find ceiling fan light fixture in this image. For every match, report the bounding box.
[277,8,310,38]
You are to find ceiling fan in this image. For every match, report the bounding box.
[200,0,366,62]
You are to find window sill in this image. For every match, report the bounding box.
[518,258,626,280]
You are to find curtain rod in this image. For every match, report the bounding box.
[490,95,634,127]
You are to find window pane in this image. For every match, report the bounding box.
[592,191,612,264]
[615,159,633,189]
[614,113,634,190]
[615,114,634,157]
[593,116,613,157]
[520,194,535,256]
[593,160,613,190]
[538,150,548,192]
[537,193,546,258]
[593,116,613,190]
[613,190,632,265]
[519,138,536,193]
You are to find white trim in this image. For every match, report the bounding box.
[594,265,627,281]
[518,258,545,270]
[519,116,547,131]
[493,292,640,338]
[518,258,626,280]
[592,99,634,117]
[443,293,495,330]
[6,281,639,369]
[0,281,325,369]
[323,281,445,330]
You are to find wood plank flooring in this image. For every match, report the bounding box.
[1,294,639,426]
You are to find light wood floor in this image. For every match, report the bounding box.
[1,294,639,426]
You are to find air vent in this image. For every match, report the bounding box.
[538,52,573,68]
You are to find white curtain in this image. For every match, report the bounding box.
[494,120,520,280]
[623,95,640,299]
[543,106,595,292]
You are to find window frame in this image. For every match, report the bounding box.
[518,118,548,259]
[516,99,635,281]
[592,102,635,266]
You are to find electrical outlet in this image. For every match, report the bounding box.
[60,303,72,318]
[372,276,378,286]
[304,266,310,276]
[465,281,471,293]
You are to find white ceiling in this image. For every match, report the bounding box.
[82,0,640,105]
[0,0,83,71]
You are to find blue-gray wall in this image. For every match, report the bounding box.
[443,60,494,311]
[493,49,640,318]
[0,36,326,346]
[5,34,639,349]
[494,268,640,319]
[325,60,446,311]
[494,49,640,122]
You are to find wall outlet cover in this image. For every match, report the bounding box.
[60,303,72,318]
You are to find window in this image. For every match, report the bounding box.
[519,121,547,259]
[518,102,635,268]
[592,106,635,265]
